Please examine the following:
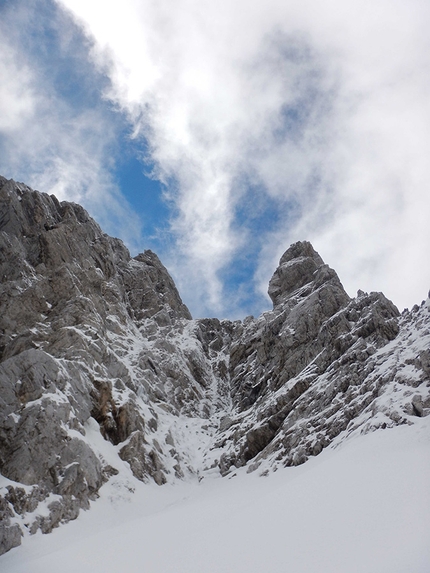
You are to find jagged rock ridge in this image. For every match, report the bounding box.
[0,176,429,554]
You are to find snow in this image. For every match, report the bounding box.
[2,418,429,573]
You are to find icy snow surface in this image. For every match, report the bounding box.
[2,418,429,573]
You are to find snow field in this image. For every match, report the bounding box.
[1,417,429,573]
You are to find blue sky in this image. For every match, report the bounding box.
[1,0,430,318]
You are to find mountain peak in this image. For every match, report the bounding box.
[268,240,346,306]
[0,177,429,557]
[279,240,324,265]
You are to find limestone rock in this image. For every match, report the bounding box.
[268,241,325,305]
[230,242,351,410]
[0,496,22,554]
[0,175,429,555]
[119,431,167,485]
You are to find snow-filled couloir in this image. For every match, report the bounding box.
[0,175,429,557]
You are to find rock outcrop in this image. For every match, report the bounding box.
[0,176,429,554]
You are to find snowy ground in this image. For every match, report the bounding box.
[2,418,429,573]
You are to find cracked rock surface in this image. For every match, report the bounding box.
[1,176,429,554]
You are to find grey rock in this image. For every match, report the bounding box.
[268,241,325,305]
[1,176,429,555]
[229,242,351,410]
[0,495,22,553]
[119,431,167,485]
[0,522,22,555]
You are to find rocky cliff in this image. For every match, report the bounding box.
[1,176,429,554]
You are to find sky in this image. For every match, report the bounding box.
[0,0,429,318]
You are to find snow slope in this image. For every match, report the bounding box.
[2,418,429,573]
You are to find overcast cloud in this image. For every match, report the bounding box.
[1,0,429,317]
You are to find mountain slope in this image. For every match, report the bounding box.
[2,419,430,573]
[0,176,429,555]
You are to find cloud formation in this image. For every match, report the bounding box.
[1,0,429,317]
[0,2,143,250]
[54,0,430,316]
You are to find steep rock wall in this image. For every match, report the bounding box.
[0,176,429,554]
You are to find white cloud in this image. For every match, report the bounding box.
[55,1,329,313]
[0,46,35,133]
[0,4,143,252]
[8,0,430,315]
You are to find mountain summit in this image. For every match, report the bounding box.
[0,176,429,555]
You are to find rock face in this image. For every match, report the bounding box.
[0,176,429,554]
